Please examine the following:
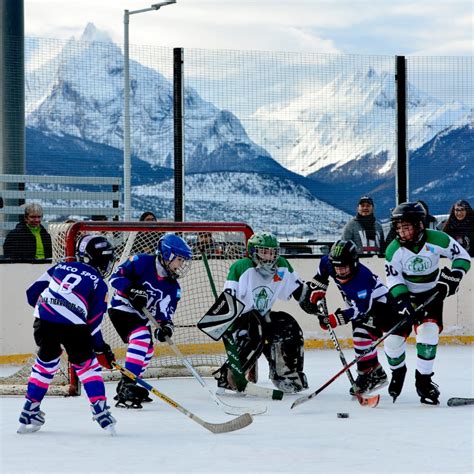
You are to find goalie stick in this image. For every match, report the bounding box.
[447,397,474,407]
[317,300,380,408]
[291,293,438,409]
[112,362,253,434]
[143,308,267,416]
[199,251,284,400]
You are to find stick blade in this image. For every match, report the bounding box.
[356,393,380,408]
[447,397,474,407]
[203,413,253,434]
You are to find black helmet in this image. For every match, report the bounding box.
[391,202,425,243]
[76,235,115,277]
[329,240,359,279]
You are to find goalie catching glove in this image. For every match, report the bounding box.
[95,343,115,369]
[436,267,463,301]
[127,285,148,312]
[154,320,174,342]
[318,308,345,330]
[299,279,328,315]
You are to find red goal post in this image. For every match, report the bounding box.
[0,221,253,396]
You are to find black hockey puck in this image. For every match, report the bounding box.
[337,412,349,418]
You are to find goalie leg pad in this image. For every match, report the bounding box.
[263,311,308,393]
[215,310,264,391]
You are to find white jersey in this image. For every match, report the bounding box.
[224,257,302,316]
[385,229,471,297]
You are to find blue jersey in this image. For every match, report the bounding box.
[315,256,388,323]
[109,254,181,324]
[26,261,108,349]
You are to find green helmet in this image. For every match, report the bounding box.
[247,232,280,276]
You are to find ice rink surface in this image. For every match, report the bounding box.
[1,345,473,474]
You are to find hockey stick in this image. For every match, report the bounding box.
[318,300,380,408]
[447,397,474,407]
[111,362,253,434]
[200,252,284,400]
[142,308,267,416]
[291,293,438,409]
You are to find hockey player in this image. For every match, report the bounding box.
[384,202,471,404]
[213,232,309,394]
[300,239,406,396]
[18,235,116,434]
[108,233,193,408]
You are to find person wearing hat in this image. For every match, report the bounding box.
[341,196,385,255]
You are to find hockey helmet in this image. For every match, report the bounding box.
[391,202,426,243]
[76,235,115,277]
[247,232,280,276]
[328,240,359,281]
[156,233,193,279]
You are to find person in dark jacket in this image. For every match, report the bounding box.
[442,200,474,257]
[4,203,52,260]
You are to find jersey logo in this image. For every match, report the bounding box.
[406,256,432,273]
[357,290,368,299]
[252,286,274,314]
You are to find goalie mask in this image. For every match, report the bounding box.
[76,235,115,277]
[391,202,426,244]
[329,239,359,282]
[156,233,193,279]
[247,232,280,277]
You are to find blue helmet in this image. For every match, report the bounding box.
[156,233,193,278]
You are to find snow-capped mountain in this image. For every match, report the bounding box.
[251,68,471,176]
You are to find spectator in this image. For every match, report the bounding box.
[194,231,223,257]
[386,199,438,247]
[341,196,385,254]
[4,203,52,260]
[442,200,474,257]
[139,211,157,222]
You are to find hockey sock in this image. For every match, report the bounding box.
[125,326,152,376]
[415,322,439,374]
[72,357,106,403]
[353,326,378,373]
[25,355,61,402]
[139,343,154,377]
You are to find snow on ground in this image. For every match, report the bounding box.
[1,345,473,474]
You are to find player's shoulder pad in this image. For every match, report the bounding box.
[385,239,401,262]
[276,255,294,272]
[425,229,450,249]
[227,257,254,281]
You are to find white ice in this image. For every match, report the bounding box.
[1,346,473,474]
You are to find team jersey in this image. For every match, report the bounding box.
[25,261,108,349]
[385,229,471,298]
[109,254,181,324]
[224,256,302,317]
[314,255,388,323]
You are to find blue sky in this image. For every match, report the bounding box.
[25,0,473,56]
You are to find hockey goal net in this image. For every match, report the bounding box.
[0,221,253,395]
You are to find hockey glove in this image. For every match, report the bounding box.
[299,279,328,315]
[318,308,345,330]
[154,320,174,342]
[436,267,463,300]
[128,285,148,312]
[394,295,416,323]
[95,343,115,369]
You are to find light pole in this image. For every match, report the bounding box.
[123,0,176,221]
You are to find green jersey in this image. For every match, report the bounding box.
[224,256,302,316]
[385,229,471,298]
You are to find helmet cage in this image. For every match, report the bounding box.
[329,240,358,280]
[156,233,193,279]
[391,202,425,243]
[247,232,280,276]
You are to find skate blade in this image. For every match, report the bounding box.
[420,397,440,405]
[105,424,117,436]
[17,423,42,434]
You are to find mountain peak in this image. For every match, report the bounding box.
[80,23,113,43]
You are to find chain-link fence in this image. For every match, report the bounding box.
[1,34,472,250]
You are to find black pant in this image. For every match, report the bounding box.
[33,318,94,365]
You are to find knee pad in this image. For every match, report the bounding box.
[384,334,406,358]
[416,322,439,345]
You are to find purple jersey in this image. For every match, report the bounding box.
[109,254,181,324]
[315,255,388,323]
[26,261,108,348]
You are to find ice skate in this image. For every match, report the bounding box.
[388,365,407,403]
[17,399,45,434]
[415,370,440,405]
[114,376,151,408]
[91,400,117,435]
[350,365,388,396]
